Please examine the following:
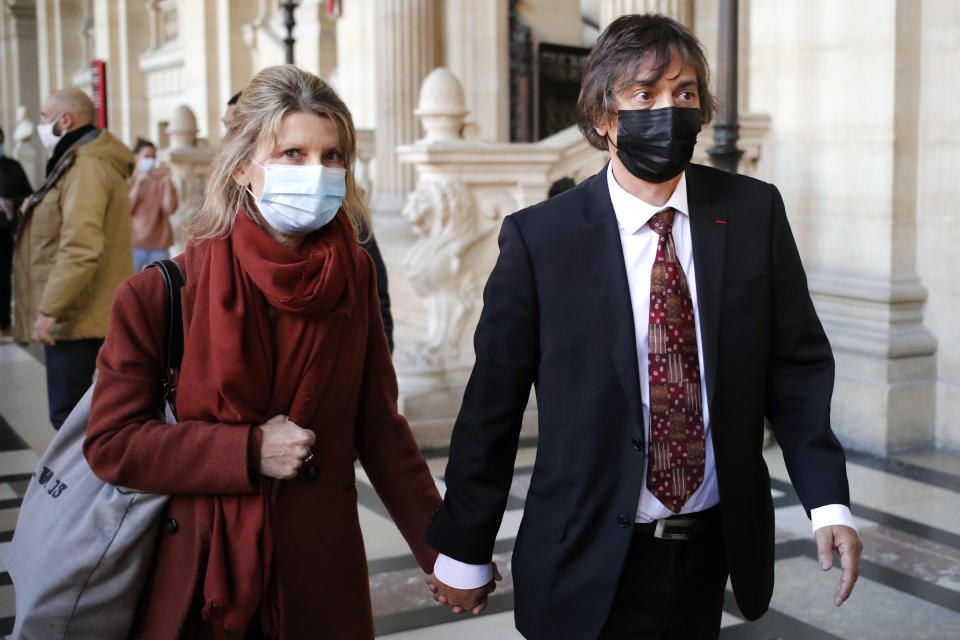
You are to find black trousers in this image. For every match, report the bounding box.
[44,338,103,429]
[0,228,13,330]
[598,509,728,640]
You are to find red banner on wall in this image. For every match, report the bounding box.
[90,60,107,129]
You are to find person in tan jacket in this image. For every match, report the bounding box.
[14,87,134,429]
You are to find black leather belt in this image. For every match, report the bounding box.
[634,505,720,540]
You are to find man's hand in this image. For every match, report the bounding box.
[427,563,502,615]
[32,314,56,346]
[815,524,862,606]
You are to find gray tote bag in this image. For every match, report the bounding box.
[8,259,184,640]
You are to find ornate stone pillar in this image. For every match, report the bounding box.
[394,69,608,446]
[599,0,693,29]
[371,0,442,212]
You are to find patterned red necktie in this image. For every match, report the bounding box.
[646,208,706,513]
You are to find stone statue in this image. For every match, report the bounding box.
[12,106,44,189]
[395,179,498,371]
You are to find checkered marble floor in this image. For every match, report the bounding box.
[1,334,959,638]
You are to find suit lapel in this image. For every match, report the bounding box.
[581,169,644,424]
[685,164,727,411]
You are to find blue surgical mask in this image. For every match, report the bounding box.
[0,144,4,158]
[248,161,347,235]
[137,157,155,173]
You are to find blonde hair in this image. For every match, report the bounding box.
[185,65,370,241]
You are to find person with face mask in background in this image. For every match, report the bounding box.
[84,65,441,639]
[0,126,33,339]
[14,87,133,429]
[128,138,178,272]
[426,14,862,640]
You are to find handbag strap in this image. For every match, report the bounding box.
[148,259,186,417]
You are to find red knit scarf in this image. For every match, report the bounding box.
[176,211,360,635]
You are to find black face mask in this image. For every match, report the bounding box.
[610,107,702,183]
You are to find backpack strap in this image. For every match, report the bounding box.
[148,259,186,418]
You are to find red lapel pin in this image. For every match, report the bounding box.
[714,219,727,224]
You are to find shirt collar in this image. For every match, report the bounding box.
[606,162,689,234]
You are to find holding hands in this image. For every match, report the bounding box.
[258,414,316,479]
[428,563,502,615]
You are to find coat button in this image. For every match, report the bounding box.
[164,518,179,535]
[617,514,631,528]
[631,437,643,450]
[305,466,319,480]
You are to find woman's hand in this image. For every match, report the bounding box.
[258,414,316,479]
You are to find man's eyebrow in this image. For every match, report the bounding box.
[619,77,699,92]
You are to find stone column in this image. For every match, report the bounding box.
[749,0,937,453]
[177,0,221,143]
[116,0,150,144]
[291,0,337,81]
[215,0,258,139]
[598,0,693,29]
[6,1,42,117]
[444,0,509,141]
[371,0,442,212]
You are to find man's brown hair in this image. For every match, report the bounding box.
[576,14,716,151]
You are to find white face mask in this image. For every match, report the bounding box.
[37,113,64,151]
[248,161,347,236]
[138,157,156,173]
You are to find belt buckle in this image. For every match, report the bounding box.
[653,517,695,540]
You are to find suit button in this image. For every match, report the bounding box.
[617,514,631,528]
[305,466,319,480]
[164,518,179,535]
[631,437,643,450]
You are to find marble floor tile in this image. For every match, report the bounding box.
[860,523,960,592]
[0,345,34,364]
[0,585,12,618]
[774,504,817,539]
[378,611,523,639]
[515,447,538,468]
[766,445,960,535]
[770,556,960,640]
[0,508,17,533]
[893,451,960,477]
[719,610,743,629]
[0,541,9,574]
[358,503,412,562]
[0,451,39,477]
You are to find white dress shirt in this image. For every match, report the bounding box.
[432,165,855,589]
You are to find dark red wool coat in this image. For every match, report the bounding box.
[85,249,441,639]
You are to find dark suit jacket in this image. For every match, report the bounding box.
[425,164,850,640]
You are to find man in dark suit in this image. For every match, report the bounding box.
[425,14,863,640]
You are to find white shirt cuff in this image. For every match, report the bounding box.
[432,553,493,590]
[810,503,857,534]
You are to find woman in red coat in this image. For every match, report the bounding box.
[85,65,442,639]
